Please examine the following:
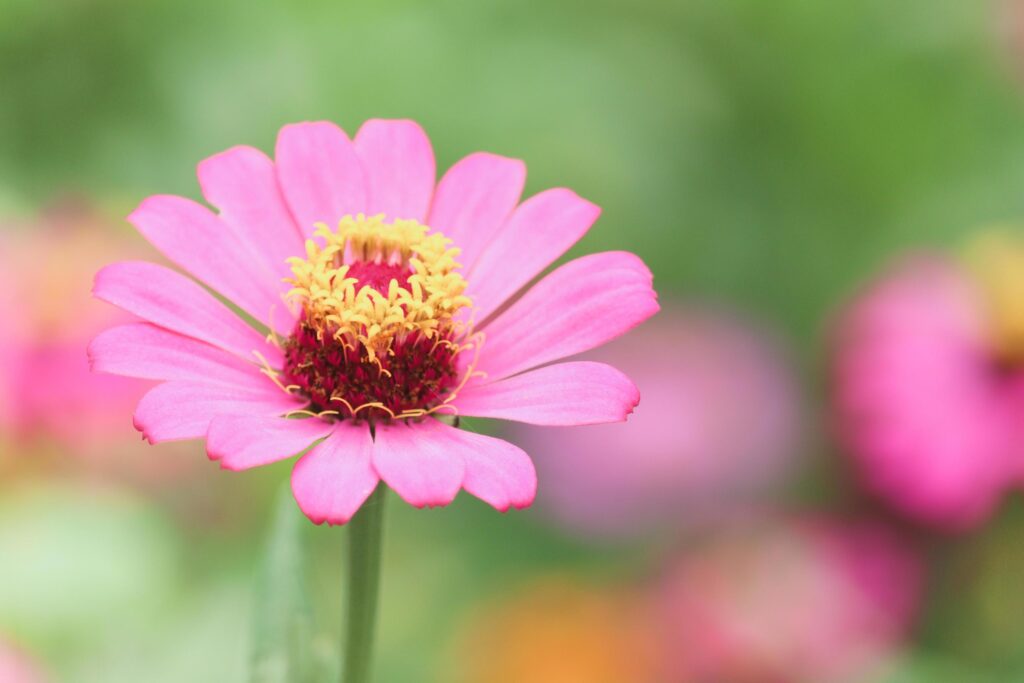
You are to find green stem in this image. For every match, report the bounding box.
[342,483,387,683]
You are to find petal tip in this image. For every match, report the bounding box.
[126,194,175,227]
[463,150,527,174]
[207,444,224,463]
[510,497,536,512]
[358,117,427,133]
[90,263,117,299]
[131,412,155,444]
[293,498,355,526]
[296,506,333,526]
[624,379,642,420]
[84,337,101,373]
[551,187,603,218]
[278,119,351,141]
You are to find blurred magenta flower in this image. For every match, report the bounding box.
[0,638,46,683]
[0,204,148,453]
[90,119,658,524]
[833,245,1024,529]
[654,518,922,683]
[447,577,659,683]
[516,308,802,539]
[0,257,22,437]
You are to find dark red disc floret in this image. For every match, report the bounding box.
[282,317,461,422]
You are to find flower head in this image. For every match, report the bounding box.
[90,120,658,523]
[446,578,659,683]
[654,518,922,683]
[1,202,148,453]
[834,234,1024,529]
[281,215,473,420]
[515,309,802,539]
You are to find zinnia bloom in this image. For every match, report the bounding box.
[654,518,922,683]
[834,236,1024,529]
[516,308,802,539]
[89,120,658,523]
[1,203,147,452]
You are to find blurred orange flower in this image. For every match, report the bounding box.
[447,578,660,683]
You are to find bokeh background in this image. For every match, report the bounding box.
[4,0,1024,681]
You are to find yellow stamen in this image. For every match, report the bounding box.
[253,350,298,395]
[285,213,472,361]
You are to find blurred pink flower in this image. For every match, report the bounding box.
[89,119,658,524]
[0,639,47,683]
[654,518,922,683]
[515,309,802,539]
[0,203,149,454]
[0,261,23,436]
[833,254,1024,529]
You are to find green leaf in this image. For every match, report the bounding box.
[249,485,319,683]
[875,654,998,683]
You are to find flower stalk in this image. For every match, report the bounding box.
[342,482,387,683]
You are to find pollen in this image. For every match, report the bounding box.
[281,214,475,422]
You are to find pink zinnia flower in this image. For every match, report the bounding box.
[1,205,148,452]
[654,518,922,683]
[834,243,1024,529]
[89,119,658,523]
[516,309,802,539]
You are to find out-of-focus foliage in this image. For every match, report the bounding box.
[4,0,1023,342]
[249,486,323,683]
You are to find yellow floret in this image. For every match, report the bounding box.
[285,214,472,361]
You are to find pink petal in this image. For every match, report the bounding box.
[372,420,465,508]
[455,361,639,426]
[275,121,367,237]
[128,195,293,336]
[89,322,261,386]
[291,422,379,525]
[197,145,305,282]
[426,420,536,512]
[94,261,283,366]
[208,414,335,471]
[354,119,435,222]
[466,188,600,323]
[427,152,526,274]
[475,251,659,381]
[134,380,303,444]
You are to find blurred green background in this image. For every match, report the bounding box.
[4,0,1024,681]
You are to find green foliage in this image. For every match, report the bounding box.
[250,486,333,683]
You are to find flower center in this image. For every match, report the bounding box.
[964,230,1024,367]
[281,214,473,422]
